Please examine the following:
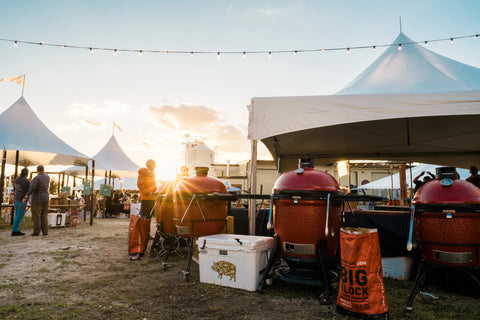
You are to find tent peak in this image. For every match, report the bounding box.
[336,32,480,95]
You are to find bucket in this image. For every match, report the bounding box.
[71,210,78,227]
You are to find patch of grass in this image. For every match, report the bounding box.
[0,216,33,230]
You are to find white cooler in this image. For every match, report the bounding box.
[48,212,66,227]
[196,234,274,291]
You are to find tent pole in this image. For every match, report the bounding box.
[90,160,95,226]
[347,160,351,192]
[85,165,88,222]
[14,151,19,179]
[0,149,7,211]
[389,164,394,201]
[409,163,413,201]
[248,140,258,235]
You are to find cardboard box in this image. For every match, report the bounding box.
[58,192,68,199]
[196,234,274,291]
[382,257,414,280]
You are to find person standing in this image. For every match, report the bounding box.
[413,171,435,194]
[128,159,157,260]
[23,165,50,236]
[466,166,480,188]
[11,168,30,236]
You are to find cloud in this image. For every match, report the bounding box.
[148,103,226,131]
[148,103,251,161]
[140,141,152,150]
[256,7,282,16]
[68,101,131,118]
[85,119,102,127]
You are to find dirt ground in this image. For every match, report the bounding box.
[1,217,479,320]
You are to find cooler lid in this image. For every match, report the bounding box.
[197,234,274,250]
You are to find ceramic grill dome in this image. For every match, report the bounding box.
[173,167,228,237]
[273,158,342,261]
[413,167,480,267]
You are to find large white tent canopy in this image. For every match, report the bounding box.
[357,164,470,190]
[0,97,90,166]
[248,32,480,172]
[64,134,141,178]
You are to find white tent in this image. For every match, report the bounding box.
[337,33,480,95]
[0,96,90,166]
[357,164,470,190]
[248,32,480,172]
[64,134,141,178]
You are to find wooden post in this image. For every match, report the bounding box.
[14,151,19,179]
[90,160,95,226]
[399,163,407,206]
[0,149,7,213]
[84,165,88,222]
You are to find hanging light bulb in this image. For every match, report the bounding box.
[424,41,428,47]
[450,38,454,43]
[294,50,298,55]
[114,49,118,56]
[190,51,194,57]
[61,45,66,49]
[474,34,479,39]
[373,46,376,52]
[398,43,402,50]
[40,41,44,45]
[139,50,143,56]
[242,52,246,59]
[89,48,93,54]
[347,48,350,54]
[14,41,18,47]
[164,49,168,53]
[217,52,221,59]
[268,51,272,58]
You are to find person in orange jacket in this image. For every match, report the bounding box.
[128,159,158,260]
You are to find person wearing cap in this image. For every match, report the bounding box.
[23,165,50,236]
[11,168,30,236]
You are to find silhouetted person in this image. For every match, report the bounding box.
[23,165,50,236]
[413,171,435,194]
[466,166,480,188]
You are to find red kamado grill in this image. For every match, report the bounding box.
[173,167,228,238]
[169,167,228,279]
[405,166,480,311]
[261,158,342,303]
[413,166,480,267]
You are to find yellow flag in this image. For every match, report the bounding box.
[0,75,25,86]
[113,121,122,132]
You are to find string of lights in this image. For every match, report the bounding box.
[0,33,478,57]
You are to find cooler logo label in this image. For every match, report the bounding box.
[211,261,237,282]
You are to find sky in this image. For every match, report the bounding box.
[1,0,479,179]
